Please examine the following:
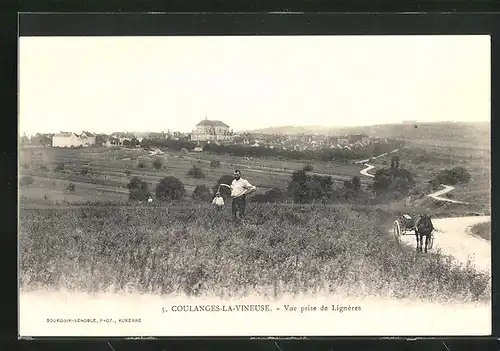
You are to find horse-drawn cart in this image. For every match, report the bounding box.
[393,214,434,249]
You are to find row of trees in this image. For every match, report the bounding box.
[126,154,471,204]
[128,176,186,201]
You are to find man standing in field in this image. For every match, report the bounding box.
[230,169,256,220]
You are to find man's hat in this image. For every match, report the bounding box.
[233,169,241,175]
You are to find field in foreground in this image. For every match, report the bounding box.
[20,203,490,303]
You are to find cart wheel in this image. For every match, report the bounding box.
[393,220,402,245]
[427,233,434,250]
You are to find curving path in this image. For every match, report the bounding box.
[358,151,465,205]
[427,184,469,204]
[360,164,376,178]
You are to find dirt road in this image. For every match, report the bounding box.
[428,184,469,204]
[397,216,491,273]
[360,164,376,178]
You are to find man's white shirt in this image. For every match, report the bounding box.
[230,178,256,198]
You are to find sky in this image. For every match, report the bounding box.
[18,35,490,136]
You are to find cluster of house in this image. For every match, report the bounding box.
[52,132,97,148]
[230,133,379,152]
[30,117,382,152]
[189,118,377,151]
[50,131,145,148]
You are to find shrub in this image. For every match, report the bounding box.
[303,164,314,172]
[125,169,131,176]
[152,158,162,170]
[213,175,234,199]
[55,163,65,172]
[66,183,76,192]
[351,176,361,191]
[373,166,414,198]
[156,176,185,201]
[252,188,288,203]
[127,176,150,201]
[137,161,146,169]
[433,167,472,185]
[210,160,221,168]
[192,185,213,202]
[372,168,392,195]
[287,170,334,204]
[187,165,205,179]
[20,176,34,187]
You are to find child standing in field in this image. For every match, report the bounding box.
[212,192,224,210]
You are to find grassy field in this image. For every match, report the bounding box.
[19,203,490,303]
[19,146,367,205]
[470,221,491,241]
[19,144,491,210]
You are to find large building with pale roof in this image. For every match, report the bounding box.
[190,116,233,142]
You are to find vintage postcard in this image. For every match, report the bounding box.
[18,34,491,337]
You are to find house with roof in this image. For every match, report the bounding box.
[52,131,97,148]
[52,132,82,148]
[80,131,96,146]
[190,116,233,142]
[349,134,370,144]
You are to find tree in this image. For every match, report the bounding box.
[187,165,205,179]
[287,170,333,204]
[210,160,221,168]
[127,176,150,201]
[130,138,140,147]
[372,168,392,195]
[351,176,361,191]
[20,176,34,187]
[152,158,163,170]
[288,169,310,203]
[391,155,400,170]
[32,134,52,147]
[20,135,30,146]
[156,176,185,201]
[55,163,65,172]
[303,164,314,172]
[192,185,213,202]
[95,134,108,146]
[434,166,471,185]
[140,138,151,149]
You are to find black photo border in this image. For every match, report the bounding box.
[4,9,500,350]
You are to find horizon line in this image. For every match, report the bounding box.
[19,120,490,137]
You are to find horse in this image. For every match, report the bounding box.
[414,214,435,253]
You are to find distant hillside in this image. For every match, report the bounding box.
[248,125,337,135]
[249,121,490,148]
